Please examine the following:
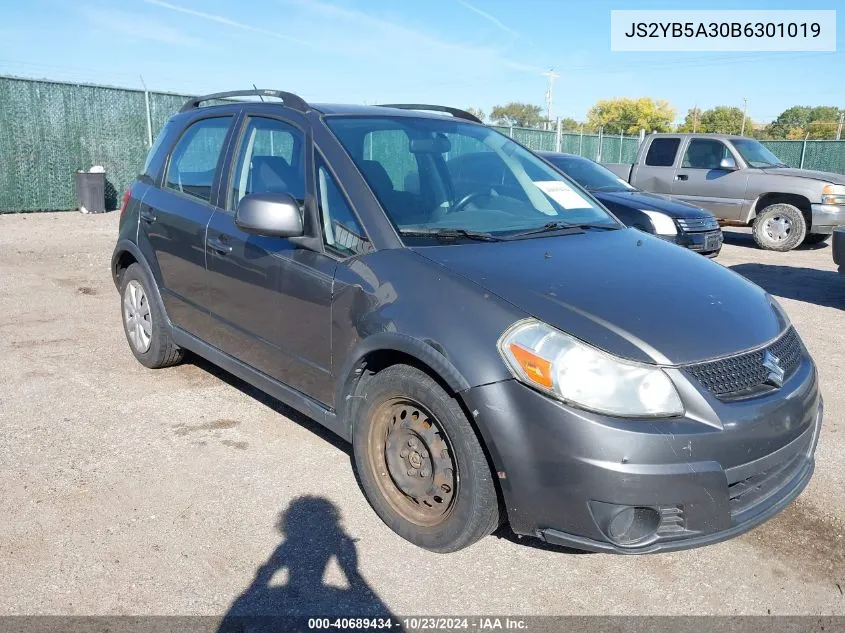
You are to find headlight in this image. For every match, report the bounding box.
[641,210,677,235]
[821,184,845,205]
[498,320,684,417]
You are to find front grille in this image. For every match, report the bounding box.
[685,328,803,400]
[676,216,720,232]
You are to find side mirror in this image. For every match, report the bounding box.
[235,192,303,238]
[719,156,738,170]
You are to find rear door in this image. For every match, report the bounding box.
[671,138,750,220]
[630,136,680,195]
[138,114,236,336]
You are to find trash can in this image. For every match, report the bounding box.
[75,166,106,214]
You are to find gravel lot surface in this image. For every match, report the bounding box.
[0,212,842,617]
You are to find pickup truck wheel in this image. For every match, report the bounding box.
[802,233,830,245]
[752,203,806,251]
[353,364,499,552]
[120,263,184,369]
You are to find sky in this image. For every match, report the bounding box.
[0,0,843,125]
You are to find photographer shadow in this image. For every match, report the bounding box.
[218,496,400,632]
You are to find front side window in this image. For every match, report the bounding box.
[229,117,305,209]
[681,139,731,169]
[165,117,232,202]
[325,116,617,242]
[316,157,371,257]
[545,155,634,192]
[731,139,787,168]
[644,138,680,167]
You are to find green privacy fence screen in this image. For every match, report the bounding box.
[3,75,845,212]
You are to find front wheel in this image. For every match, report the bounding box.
[353,364,500,552]
[752,203,806,251]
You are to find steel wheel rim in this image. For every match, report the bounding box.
[123,280,152,353]
[764,215,791,242]
[368,397,458,527]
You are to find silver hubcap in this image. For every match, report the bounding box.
[123,280,152,353]
[763,215,792,242]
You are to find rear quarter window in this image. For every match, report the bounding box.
[143,121,175,177]
[645,138,681,167]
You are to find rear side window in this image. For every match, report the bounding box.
[165,117,233,203]
[645,138,680,167]
[682,139,730,169]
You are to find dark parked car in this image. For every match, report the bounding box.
[835,227,845,274]
[539,152,722,257]
[113,90,822,554]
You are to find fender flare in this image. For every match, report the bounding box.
[336,332,471,396]
[111,239,171,327]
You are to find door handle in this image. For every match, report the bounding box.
[207,236,233,256]
[675,174,689,181]
[140,208,156,223]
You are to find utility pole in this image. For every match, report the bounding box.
[693,103,698,134]
[837,111,844,140]
[740,97,748,136]
[543,68,559,130]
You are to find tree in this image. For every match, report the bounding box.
[559,117,580,132]
[490,102,544,128]
[465,107,485,122]
[767,105,841,139]
[677,105,753,135]
[586,97,675,135]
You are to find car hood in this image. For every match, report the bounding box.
[759,167,845,185]
[411,229,787,365]
[592,190,712,219]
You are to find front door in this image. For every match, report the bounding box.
[205,113,336,404]
[671,138,750,221]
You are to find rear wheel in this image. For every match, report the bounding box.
[353,364,499,552]
[120,263,183,369]
[802,233,830,246]
[752,203,806,251]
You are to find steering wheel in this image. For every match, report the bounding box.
[449,191,490,214]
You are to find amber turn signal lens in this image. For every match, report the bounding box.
[508,343,553,389]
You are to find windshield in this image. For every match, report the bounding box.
[325,117,619,242]
[730,139,788,168]
[543,154,634,192]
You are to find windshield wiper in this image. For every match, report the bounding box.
[398,228,502,242]
[505,221,617,239]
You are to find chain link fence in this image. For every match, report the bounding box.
[2,75,845,212]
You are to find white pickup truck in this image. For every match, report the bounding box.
[605,133,845,251]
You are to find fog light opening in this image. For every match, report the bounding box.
[606,507,660,545]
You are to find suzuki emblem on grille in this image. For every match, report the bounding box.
[762,350,785,388]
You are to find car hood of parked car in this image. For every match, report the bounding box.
[757,167,845,185]
[412,228,788,366]
[591,190,713,219]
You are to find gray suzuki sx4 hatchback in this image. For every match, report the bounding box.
[113,91,822,553]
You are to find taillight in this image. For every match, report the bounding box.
[119,190,131,216]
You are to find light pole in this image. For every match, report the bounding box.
[740,97,748,136]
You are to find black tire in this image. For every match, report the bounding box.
[119,263,183,369]
[752,203,806,251]
[802,233,830,246]
[353,364,499,552]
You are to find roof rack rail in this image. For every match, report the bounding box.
[376,104,482,124]
[180,89,309,113]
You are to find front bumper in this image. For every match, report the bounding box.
[462,354,821,554]
[662,230,723,257]
[811,203,845,234]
